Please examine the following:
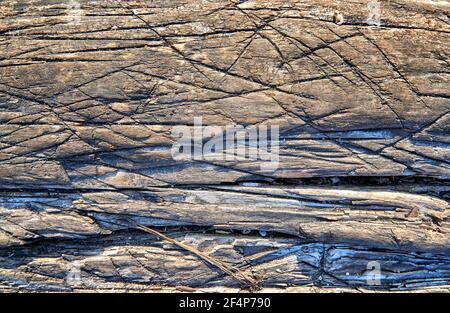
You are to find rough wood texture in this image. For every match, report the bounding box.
[0,0,449,292]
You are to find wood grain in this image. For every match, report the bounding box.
[0,0,449,292]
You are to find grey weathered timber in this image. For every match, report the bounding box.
[0,0,449,292]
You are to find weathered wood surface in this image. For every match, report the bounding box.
[0,0,449,292]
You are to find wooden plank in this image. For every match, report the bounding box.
[0,0,449,187]
[2,232,450,292]
[1,186,449,252]
[0,0,449,292]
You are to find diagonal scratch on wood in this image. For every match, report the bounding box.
[113,218,260,290]
[134,222,261,290]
